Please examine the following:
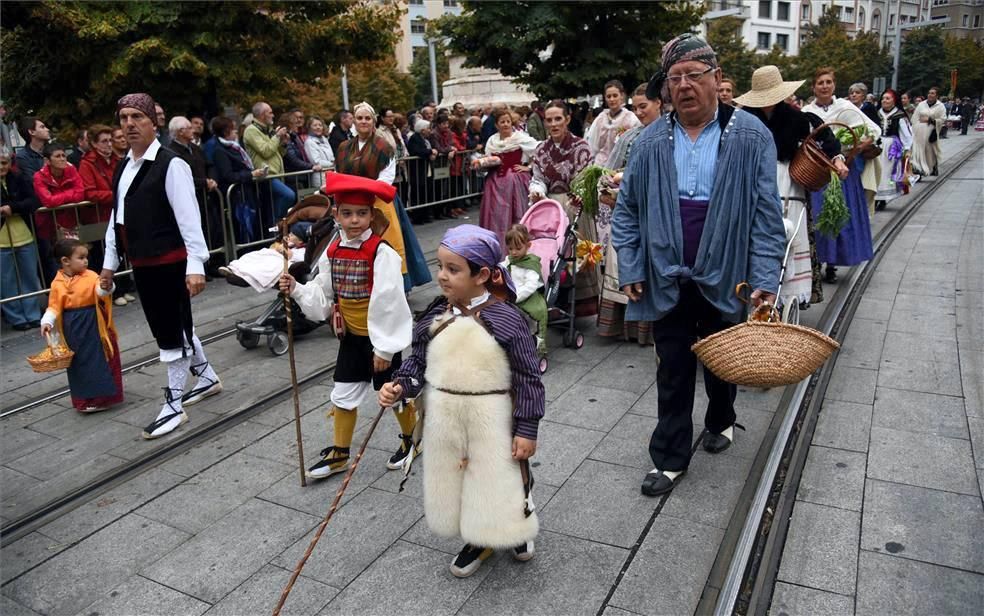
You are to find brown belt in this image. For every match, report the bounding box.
[433,386,509,396]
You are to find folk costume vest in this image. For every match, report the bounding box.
[326,233,385,336]
[111,147,187,267]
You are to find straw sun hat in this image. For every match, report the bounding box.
[733,65,804,108]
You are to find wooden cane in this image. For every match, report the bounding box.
[280,220,307,488]
[273,404,389,616]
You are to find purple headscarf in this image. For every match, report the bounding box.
[441,224,517,302]
[646,33,719,100]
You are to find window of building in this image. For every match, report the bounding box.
[443,0,458,6]
[872,10,881,30]
[858,7,866,28]
[963,14,970,26]
[776,33,789,50]
[757,32,772,49]
[889,13,895,27]
[758,0,772,19]
[409,0,423,4]
[975,14,982,28]
[410,19,426,34]
[801,3,810,20]
[843,6,854,22]
[777,1,790,20]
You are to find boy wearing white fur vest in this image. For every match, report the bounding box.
[380,224,545,578]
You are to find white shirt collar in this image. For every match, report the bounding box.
[451,291,491,315]
[339,227,372,247]
[127,138,161,166]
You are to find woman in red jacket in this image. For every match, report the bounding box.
[33,142,85,241]
[78,125,120,224]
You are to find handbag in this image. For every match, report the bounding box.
[929,127,938,143]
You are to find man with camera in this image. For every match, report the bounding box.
[243,101,296,218]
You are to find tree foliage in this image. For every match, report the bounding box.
[409,39,450,107]
[285,58,416,123]
[706,16,758,92]
[434,1,703,99]
[795,6,893,97]
[899,27,984,98]
[0,0,403,135]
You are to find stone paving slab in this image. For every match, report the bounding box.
[796,445,867,512]
[836,317,887,370]
[855,551,984,615]
[73,574,211,616]
[0,595,41,616]
[545,383,640,433]
[776,501,860,596]
[871,387,968,440]
[608,514,724,616]
[861,479,984,573]
[769,582,854,616]
[142,498,317,604]
[866,425,979,496]
[811,400,873,453]
[659,451,753,530]
[2,514,191,615]
[1,532,67,586]
[204,565,339,616]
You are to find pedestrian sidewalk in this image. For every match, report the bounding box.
[770,145,984,614]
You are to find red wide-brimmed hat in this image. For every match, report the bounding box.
[322,172,396,205]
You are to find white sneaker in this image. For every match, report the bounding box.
[512,541,535,562]
[123,293,137,302]
[114,297,128,306]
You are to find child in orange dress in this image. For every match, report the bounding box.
[40,239,123,412]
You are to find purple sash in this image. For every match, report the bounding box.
[679,198,709,267]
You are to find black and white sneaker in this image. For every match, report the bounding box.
[450,544,494,578]
[182,362,222,406]
[306,446,350,480]
[387,433,415,470]
[512,541,535,562]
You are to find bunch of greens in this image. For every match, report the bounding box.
[569,165,611,217]
[834,125,868,147]
[816,172,850,238]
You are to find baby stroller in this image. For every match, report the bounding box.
[235,194,336,356]
[777,201,807,326]
[519,198,586,373]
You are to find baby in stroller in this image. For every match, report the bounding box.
[219,222,311,292]
[233,196,337,355]
[501,224,548,358]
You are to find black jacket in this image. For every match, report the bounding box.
[212,142,254,192]
[1,169,39,232]
[747,102,840,163]
[167,140,212,206]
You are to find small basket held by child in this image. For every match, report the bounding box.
[27,332,75,373]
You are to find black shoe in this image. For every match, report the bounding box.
[875,200,886,211]
[12,323,32,331]
[450,543,494,578]
[29,321,41,328]
[512,541,535,562]
[703,432,732,454]
[306,446,350,479]
[931,167,939,176]
[387,433,415,470]
[641,469,683,497]
[823,267,838,284]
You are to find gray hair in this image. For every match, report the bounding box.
[168,116,191,138]
[251,102,269,117]
[414,119,430,133]
[849,82,868,95]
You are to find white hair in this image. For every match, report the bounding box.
[168,116,191,138]
[251,102,268,117]
[414,119,430,133]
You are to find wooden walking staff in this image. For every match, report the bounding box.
[273,404,389,616]
[279,218,307,488]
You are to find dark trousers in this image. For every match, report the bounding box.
[649,282,737,472]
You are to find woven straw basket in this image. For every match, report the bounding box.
[27,333,74,373]
[790,121,857,192]
[692,312,840,389]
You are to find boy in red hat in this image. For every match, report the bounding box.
[279,172,415,479]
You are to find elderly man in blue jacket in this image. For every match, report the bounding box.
[612,34,786,497]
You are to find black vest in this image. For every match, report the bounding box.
[111,147,185,260]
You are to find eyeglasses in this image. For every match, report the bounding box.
[666,66,717,87]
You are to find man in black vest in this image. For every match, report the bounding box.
[99,93,222,439]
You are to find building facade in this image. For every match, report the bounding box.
[394,0,463,72]
[927,0,984,41]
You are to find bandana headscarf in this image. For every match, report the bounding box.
[440,225,517,302]
[116,93,158,127]
[353,101,376,119]
[646,33,718,100]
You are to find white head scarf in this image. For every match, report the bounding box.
[353,101,376,119]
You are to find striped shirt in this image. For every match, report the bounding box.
[673,111,720,200]
[392,296,545,440]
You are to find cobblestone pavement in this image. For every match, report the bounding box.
[2,134,980,616]
[771,142,984,616]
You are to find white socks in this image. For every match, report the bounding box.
[159,357,191,420]
[650,469,683,481]
[720,426,734,442]
[190,335,219,384]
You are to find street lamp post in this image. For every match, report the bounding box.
[428,39,440,105]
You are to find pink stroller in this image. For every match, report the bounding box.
[519,199,586,371]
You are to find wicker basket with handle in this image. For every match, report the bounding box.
[692,284,839,388]
[27,332,75,373]
[789,121,857,193]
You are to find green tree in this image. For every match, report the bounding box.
[434,1,703,99]
[410,39,450,107]
[898,26,948,96]
[0,0,403,134]
[706,16,758,92]
[943,34,984,99]
[796,6,892,96]
[286,58,416,122]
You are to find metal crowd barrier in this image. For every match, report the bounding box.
[2,155,488,308]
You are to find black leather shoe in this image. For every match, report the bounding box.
[703,432,732,454]
[641,470,683,497]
